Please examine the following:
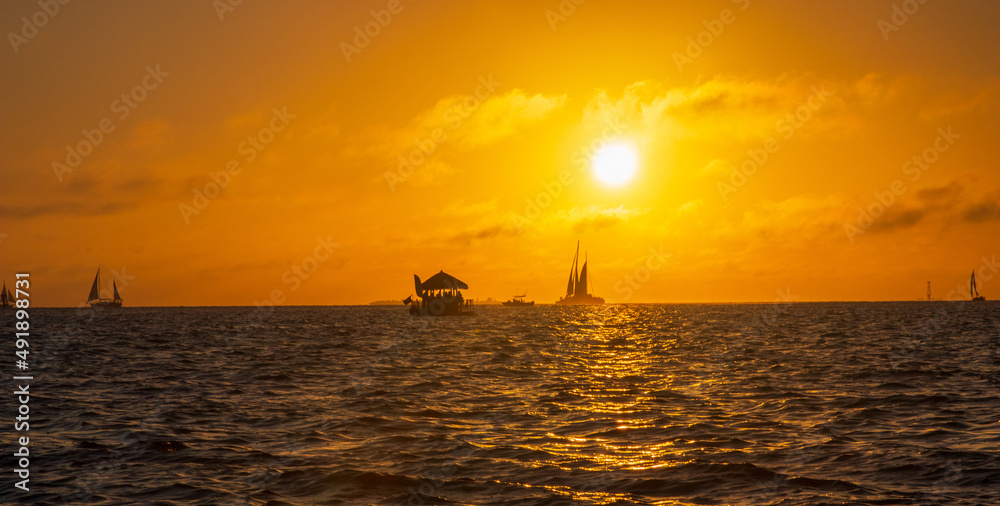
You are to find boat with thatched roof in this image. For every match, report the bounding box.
[405,270,475,316]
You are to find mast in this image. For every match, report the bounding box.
[573,241,580,292]
[565,266,574,297]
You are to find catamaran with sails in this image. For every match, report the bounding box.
[556,241,605,305]
[87,267,123,308]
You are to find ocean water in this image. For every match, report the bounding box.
[3,302,1000,505]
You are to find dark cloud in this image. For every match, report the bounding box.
[572,215,626,233]
[963,200,1000,223]
[916,180,964,204]
[447,223,519,244]
[0,200,140,219]
[870,208,925,232]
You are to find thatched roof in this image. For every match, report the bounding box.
[420,270,469,290]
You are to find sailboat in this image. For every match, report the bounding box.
[87,267,123,308]
[0,281,13,310]
[971,270,986,302]
[555,241,605,305]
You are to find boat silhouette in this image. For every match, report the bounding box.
[555,241,605,305]
[0,281,13,310]
[502,294,535,306]
[971,270,986,302]
[406,270,475,316]
[87,267,123,308]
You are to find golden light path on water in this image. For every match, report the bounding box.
[524,307,707,503]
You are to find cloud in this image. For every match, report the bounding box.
[963,199,1000,223]
[0,199,142,219]
[555,205,644,233]
[127,120,175,152]
[447,222,521,243]
[720,176,999,247]
[440,198,499,217]
[358,89,565,185]
[579,74,1000,153]
[455,91,566,147]
[579,75,848,145]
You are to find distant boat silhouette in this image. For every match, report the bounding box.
[555,241,605,305]
[0,281,13,310]
[407,270,474,316]
[502,294,535,306]
[971,271,986,302]
[88,267,123,308]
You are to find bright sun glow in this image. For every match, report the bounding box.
[593,143,638,186]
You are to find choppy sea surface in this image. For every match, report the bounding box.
[3,302,1000,505]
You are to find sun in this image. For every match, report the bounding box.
[592,142,638,186]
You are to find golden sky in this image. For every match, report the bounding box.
[2,0,999,306]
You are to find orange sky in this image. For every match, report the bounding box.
[2,0,999,306]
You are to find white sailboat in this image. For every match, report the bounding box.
[88,267,123,308]
[971,271,986,302]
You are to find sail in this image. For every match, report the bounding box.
[971,271,979,297]
[565,242,580,297]
[576,261,589,296]
[573,241,580,290]
[113,279,121,301]
[1,283,7,306]
[88,269,101,301]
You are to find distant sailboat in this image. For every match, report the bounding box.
[88,268,123,308]
[971,270,986,302]
[555,241,605,305]
[0,281,13,310]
